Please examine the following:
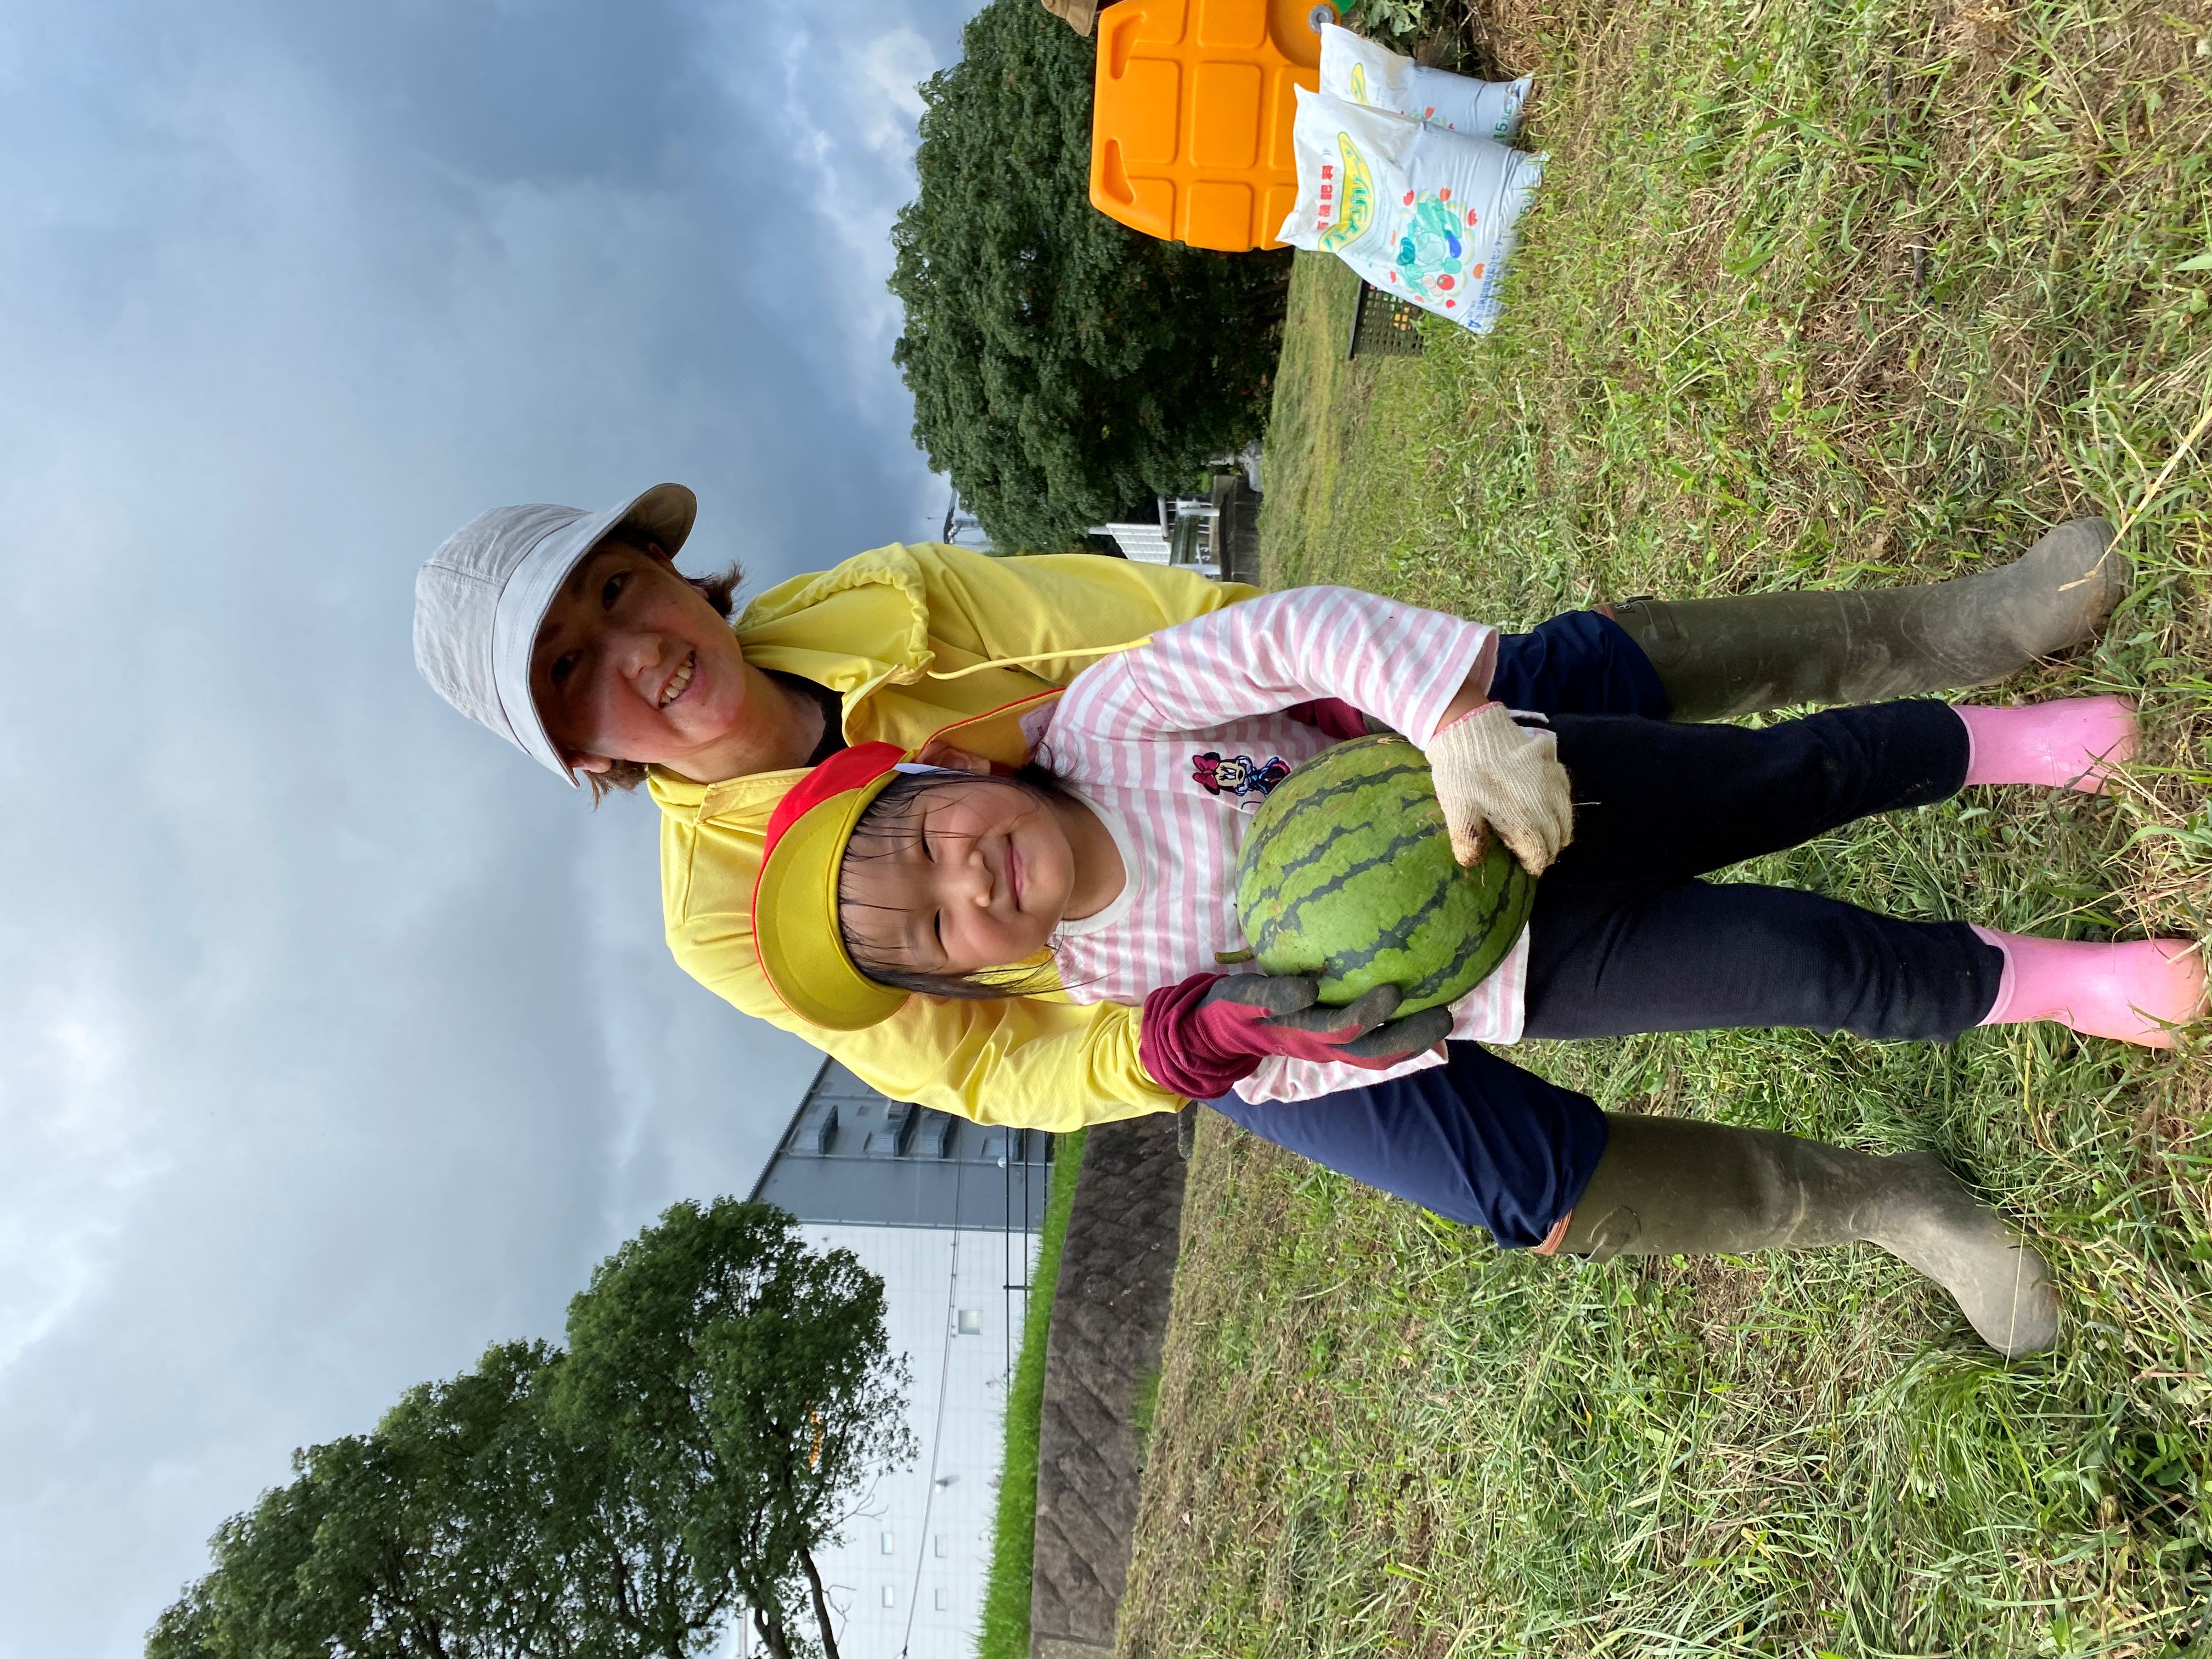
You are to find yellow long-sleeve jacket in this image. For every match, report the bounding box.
[652,542,1256,1131]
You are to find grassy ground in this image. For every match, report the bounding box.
[977,1129,1086,1659]
[1120,0,2212,1650]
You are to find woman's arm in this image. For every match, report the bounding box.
[671,903,1182,1128]
[826,995,1177,1130]
[909,545,1260,686]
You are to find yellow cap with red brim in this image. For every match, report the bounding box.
[752,741,915,1031]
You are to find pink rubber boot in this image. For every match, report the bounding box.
[1954,696,2138,793]
[1973,926,2206,1048]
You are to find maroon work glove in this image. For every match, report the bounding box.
[1138,970,1454,1102]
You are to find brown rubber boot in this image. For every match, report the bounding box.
[1560,1114,2058,1359]
[1610,518,2124,721]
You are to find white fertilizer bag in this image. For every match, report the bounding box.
[1277,87,1544,334]
[1318,24,1531,140]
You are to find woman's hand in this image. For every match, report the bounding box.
[1138,970,1453,1101]
[1421,702,1573,875]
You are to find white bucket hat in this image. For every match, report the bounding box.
[413,483,698,784]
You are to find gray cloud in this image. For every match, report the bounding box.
[0,0,980,1651]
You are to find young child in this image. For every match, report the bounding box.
[764,584,2198,1080]
[752,586,2200,1355]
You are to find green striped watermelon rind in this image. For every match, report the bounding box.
[1234,735,1536,1015]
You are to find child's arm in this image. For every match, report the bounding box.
[1079,585,1572,874]
[1081,585,1496,748]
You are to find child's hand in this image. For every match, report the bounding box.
[1193,974,1453,1065]
[1421,702,1573,876]
[1138,971,1454,1101]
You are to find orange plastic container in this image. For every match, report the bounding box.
[1088,0,1342,252]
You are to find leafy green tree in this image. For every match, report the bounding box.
[147,1341,730,1659]
[889,0,1290,551]
[557,1200,917,1659]
[148,1206,910,1659]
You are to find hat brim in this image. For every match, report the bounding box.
[488,482,698,784]
[753,767,912,1031]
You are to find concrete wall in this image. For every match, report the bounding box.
[1028,1115,1188,1659]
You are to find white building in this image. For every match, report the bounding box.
[943,483,1233,578]
[736,1064,1053,1658]
[1093,496,1220,576]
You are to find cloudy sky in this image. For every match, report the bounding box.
[0,0,986,1650]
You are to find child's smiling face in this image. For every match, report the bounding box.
[837,777,1077,981]
[529,541,770,781]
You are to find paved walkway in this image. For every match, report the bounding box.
[1029,1115,1187,1659]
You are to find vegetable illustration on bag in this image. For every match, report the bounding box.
[1280,86,1544,333]
[1392,191,1485,301]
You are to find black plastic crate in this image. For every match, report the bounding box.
[1347,280,1427,359]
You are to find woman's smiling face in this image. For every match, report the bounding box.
[529,541,769,780]
[837,777,1076,981]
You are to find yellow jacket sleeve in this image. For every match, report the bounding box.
[904,545,1258,685]
[669,897,1181,1130]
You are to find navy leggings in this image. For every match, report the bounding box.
[1523,701,1997,1042]
[1210,615,2000,1247]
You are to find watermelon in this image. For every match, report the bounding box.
[1234,734,1535,1014]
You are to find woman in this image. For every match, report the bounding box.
[415,481,2123,1133]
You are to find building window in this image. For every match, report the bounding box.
[880,1531,896,1555]
[934,1588,950,1612]
[934,1534,948,1559]
[881,1585,896,1609]
[956,1308,983,1336]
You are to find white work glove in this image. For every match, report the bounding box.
[1420,702,1574,876]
